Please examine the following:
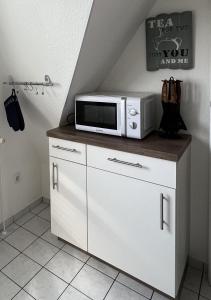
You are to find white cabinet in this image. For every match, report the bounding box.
[88,167,176,296]
[49,156,87,251]
[48,136,190,298]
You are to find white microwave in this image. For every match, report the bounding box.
[75,92,156,139]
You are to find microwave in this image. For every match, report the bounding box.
[75,92,156,139]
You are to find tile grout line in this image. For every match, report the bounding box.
[0,202,48,241]
[8,234,67,299]
[0,225,46,272]
[0,203,52,299]
[4,226,154,300]
[15,202,49,223]
[115,278,153,299]
[1,226,53,299]
[1,204,154,300]
[1,203,50,241]
[3,224,151,300]
[1,225,51,271]
[2,204,200,300]
[2,222,50,254]
[102,271,119,300]
[13,200,49,223]
[3,226,91,288]
[11,288,37,300]
[57,263,90,300]
[56,250,105,300]
[179,286,200,296]
[198,263,205,300]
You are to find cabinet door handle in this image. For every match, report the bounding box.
[160,193,165,230]
[52,145,79,153]
[52,163,58,190]
[107,157,143,169]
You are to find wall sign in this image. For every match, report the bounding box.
[146,11,193,71]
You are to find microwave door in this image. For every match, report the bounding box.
[76,100,124,136]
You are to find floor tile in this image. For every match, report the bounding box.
[5,227,37,251]
[63,244,90,262]
[41,230,65,249]
[24,268,68,300]
[0,271,20,299]
[0,223,19,239]
[200,272,211,299]
[179,288,198,300]
[2,253,41,287]
[23,216,50,236]
[12,289,35,300]
[45,250,84,283]
[105,281,147,300]
[60,286,91,300]
[183,266,202,293]
[39,207,51,221]
[15,212,35,226]
[31,202,48,214]
[72,264,113,300]
[117,273,153,299]
[24,238,58,265]
[152,291,171,299]
[188,257,204,271]
[87,257,118,279]
[0,240,20,269]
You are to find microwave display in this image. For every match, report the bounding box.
[76,101,117,129]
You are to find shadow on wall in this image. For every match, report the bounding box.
[18,91,52,161]
[19,92,52,128]
[182,80,209,261]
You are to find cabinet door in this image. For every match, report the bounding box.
[50,157,87,251]
[88,167,176,297]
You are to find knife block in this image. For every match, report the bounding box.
[159,102,187,138]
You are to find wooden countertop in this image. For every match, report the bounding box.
[47,126,192,162]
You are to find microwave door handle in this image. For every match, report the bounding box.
[120,99,126,136]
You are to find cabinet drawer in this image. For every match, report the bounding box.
[87,145,176,188]
[49,138,86,165]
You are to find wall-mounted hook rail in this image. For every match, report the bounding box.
[2,75,53,87]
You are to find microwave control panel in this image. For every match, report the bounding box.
[126,97,141,139]
[126,96,155,139]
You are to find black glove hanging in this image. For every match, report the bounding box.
[160,77,186,138]
[4,89,25,131]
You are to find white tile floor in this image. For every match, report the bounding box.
[0,201,209,300]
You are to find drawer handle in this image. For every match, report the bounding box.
[107,157,143,169]
[52,145,79,153]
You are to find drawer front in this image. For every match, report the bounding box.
[87,145,176,188]
[49,138,86,165]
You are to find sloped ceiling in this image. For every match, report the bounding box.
[60,0,156,125]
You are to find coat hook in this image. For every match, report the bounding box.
[35,87,38,95]
[28,83,33,91]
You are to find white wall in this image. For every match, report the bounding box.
[208,0,211,280]
[101,0,210,263]
[60,0,156,125]
[0,0,93,220]
[0,73,42,224]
